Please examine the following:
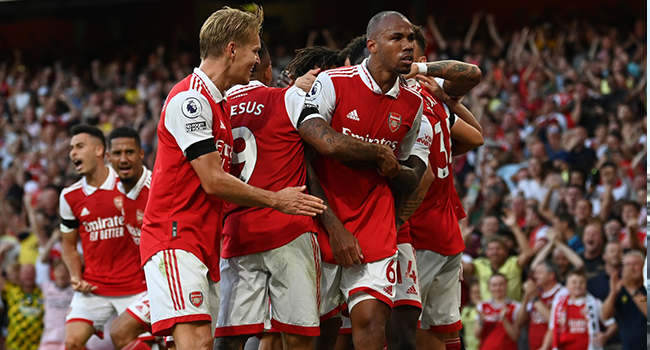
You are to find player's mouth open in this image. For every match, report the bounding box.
[119,166,133,175]
[400,56,413,64]
[73,159,83,170]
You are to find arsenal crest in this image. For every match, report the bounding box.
[190,291,203,307]
[388,112,402,132]
[136,209,144,225]
[114,196,123,210]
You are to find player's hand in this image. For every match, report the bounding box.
[523,279,538,298]
[405,63,420,80]
[376,145,400,178]
[609,272,623,295]
[501,208,518,228]
[276,70,294,88]
[593,332,605,347]
[272,186,326,216]
[330,225,364,267]
[418,75,452,104]
[71,276,97,293]
[295,68,321,93]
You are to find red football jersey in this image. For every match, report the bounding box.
[222,81,315,258]
[59,166,146,296]
[476,299,520,350]
[304,61,425,263]
[141,68,233,282]
[119,166,152,246]
[408,83,466,256]
[527,284,567,350]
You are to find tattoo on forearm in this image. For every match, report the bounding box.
[397,186,426,225]
[426,60,481,86]
[300,119,380,162]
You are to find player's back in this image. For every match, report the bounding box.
[408,86,466,256]
[60,168,145,296]
[222,81,315,258]
[141,68,233,281]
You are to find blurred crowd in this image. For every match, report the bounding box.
[0,11,646,350]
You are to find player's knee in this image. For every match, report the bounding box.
[109,320,137,348]
[282,333,312,350]
[64,336,87,350]
[214,335,250,350]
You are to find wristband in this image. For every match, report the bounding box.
[416,63,428,75]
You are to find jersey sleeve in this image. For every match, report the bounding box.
[301,72,337,125]
[396,100,424,161]
[510,301,521,322]
[285,85,308,130]
[164,90,214,155]
[59,192,77,233]
[410,114,433,165]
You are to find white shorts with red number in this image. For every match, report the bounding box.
[125,291,151,332]
[66,290,145,337]
[416,250,462,332]
[143,249,220,336]
[394,243,422,309]
[320,252,398,320]
[216,232,321,337]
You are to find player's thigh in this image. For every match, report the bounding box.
[172,321,213,350]
[65,320,96,348]
[143,249,215,337]
[215,253,268,337]
[394,243,422,310]
[340,253,398,314]
[419,252,462,331]
[266,232,320,336]
[66,292,118,336]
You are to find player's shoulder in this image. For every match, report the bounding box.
[324,65,360,79]
[226,81,269,100]
[61,180,84,196]
[401,83,424,102]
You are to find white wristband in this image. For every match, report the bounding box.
[416,63,428,75]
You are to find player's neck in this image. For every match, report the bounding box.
[541,281,557,293]
[85,163,109,188]
[199,58,231,95]
[492,296,507,304]
[366,56,398,94]
[122,166,143,194]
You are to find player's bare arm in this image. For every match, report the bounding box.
[305,146,363,266]
[411,60,482,97]
[61,228,96,293]
[395,164,434,229]
[298,118,400,177]
[387,154,427,195]
[190,148,325,216]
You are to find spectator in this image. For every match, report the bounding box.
[517,261,567,350]
[588,242,623,301]
[602,251,647,350]
[553,212,584,253]
[475,274,521,350]
[463,209,535,301]
[581,223,606,280]
[530,229,585,283]
[542,270,617,350]
[39,259,73,350]
[2,264,43,350]
[460,282,481,350]
[618,200,647,252]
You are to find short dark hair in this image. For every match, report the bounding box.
[339,35,369,65]
[413,25,427,54]
[108,127,141,150]
[489,272,507,283]
[620,199,641,213]
[252,39,271,77]
[71,124,106,150]
[285,46,342,78]
[600,161,616,170]
[566,269,587,281]
[557,212,576,230]
[541,261,561,282]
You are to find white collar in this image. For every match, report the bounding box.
[567,296,586,306]
[193,67,225,103]
[541,283,564,298]
[82,165,117,195]
[118,166,150,200]
[359,58,401,98]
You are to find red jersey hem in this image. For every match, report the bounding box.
[270,319,320,336]
[412,244,465,257]
[213,323,265,337]
[428,320,462,333]
[90,285,147,297]
[67,318,94,326]
[151,314,212,336]
[221,230,308,259]
[340,327,352,335]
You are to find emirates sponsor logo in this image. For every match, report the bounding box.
[82,215,125,242]
[126,223,141,245]
[405,285,418,295]
[342,127,398,150]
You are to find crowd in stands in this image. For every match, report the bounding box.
[0,11,646,350]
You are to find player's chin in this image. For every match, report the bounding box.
[395,64,412,75]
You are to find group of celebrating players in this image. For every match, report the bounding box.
[58,5,486,350]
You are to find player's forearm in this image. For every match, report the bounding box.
[305,152,344,234]
[421,61,482,97]
[601,290,617,320]
[501,318,520,341]
[396,165,433,229]
[555,241,584,270]
[61,242,83,279]
[208,171,277,209]
[299,119,387,162]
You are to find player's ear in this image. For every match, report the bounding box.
[418,55,427,63]
[264,65,273,83]
[139,148,145,159]
[227,42,236,58]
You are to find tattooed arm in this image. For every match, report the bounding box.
[417,60,482,97]
[396,164,435,229]
[305,146,363,267]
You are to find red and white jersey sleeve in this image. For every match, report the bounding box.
[163,86,215,154]
[59,166,145,296]
[222,81,315,258]
[302,72,336,125]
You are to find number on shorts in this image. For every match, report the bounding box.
[231,126,257,183]
[386,260,396,284]
[406,260,417,284]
